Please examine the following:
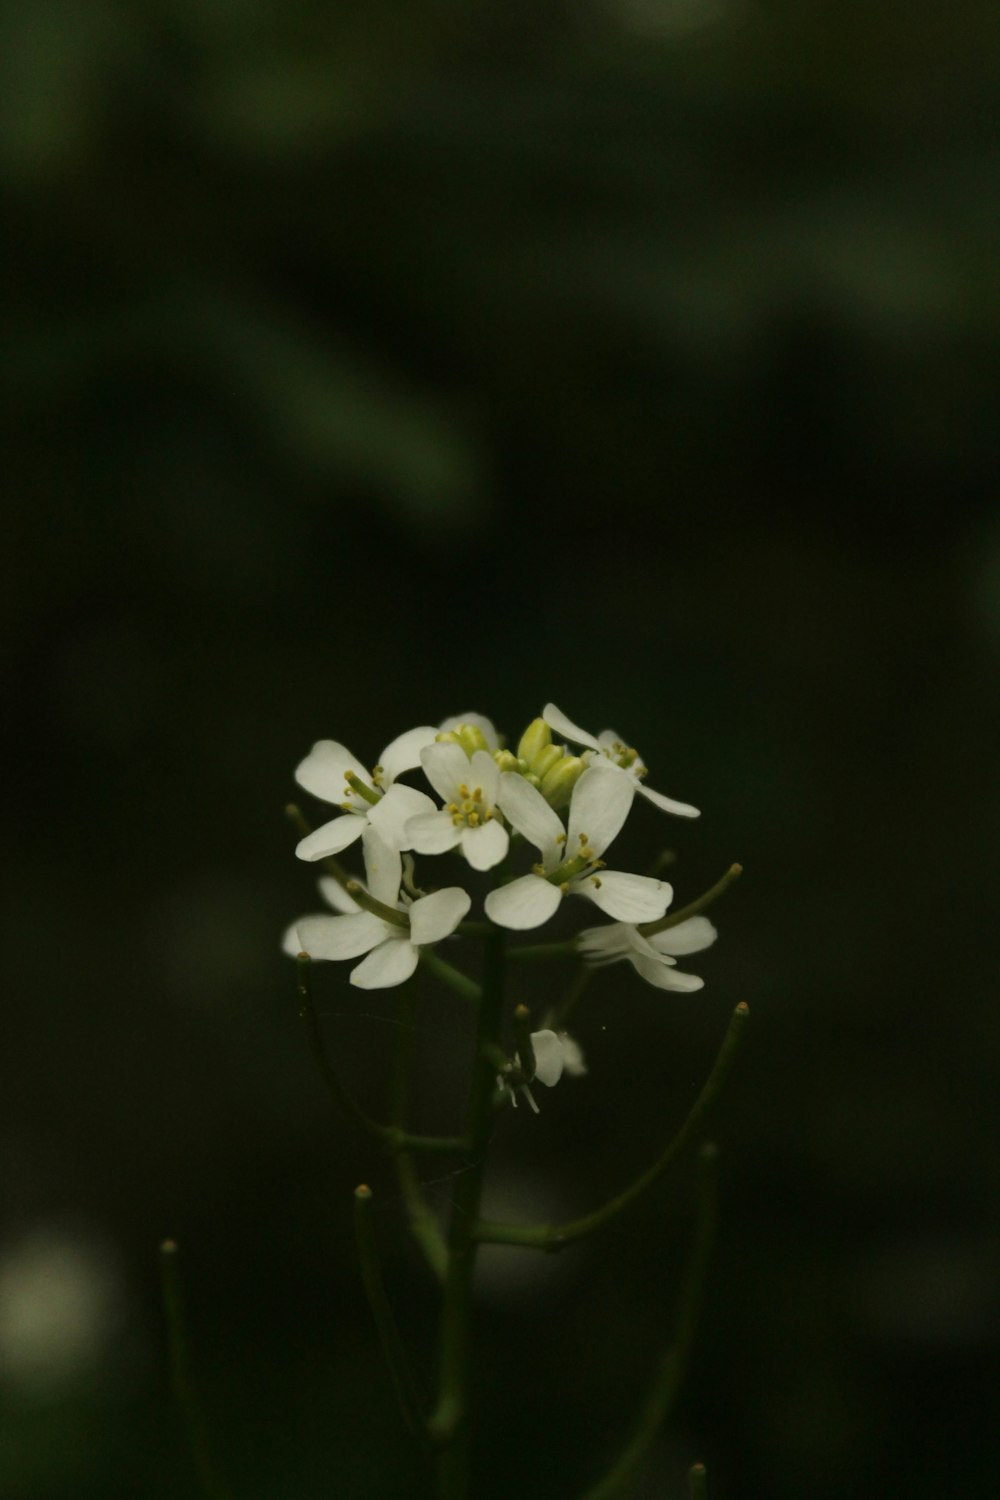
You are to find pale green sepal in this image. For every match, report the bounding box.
[539,754,586,810]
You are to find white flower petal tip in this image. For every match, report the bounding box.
[574,871,671,923]
[484,875,563,931]
[295,815,366,861]
[408,887,471,947]
[530,1030,565,1087]
[349,938,420,990]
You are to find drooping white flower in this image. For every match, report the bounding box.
[405,743,510,872]
[542,703,699,818]
[576,915,717,991]
[293,827,470,989]
[484,766,672,930]
[497,1029,567,1113]
[294,727,439,860]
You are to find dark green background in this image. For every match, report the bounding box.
[4,2,999,1496]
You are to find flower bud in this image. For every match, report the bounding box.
[530,744,563,781]
[494,749,519,774]
[539,754,586,810]
[437,723,489,757]
[516,717,552,767]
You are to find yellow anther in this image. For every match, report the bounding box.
[559,881,570,893]
[578,831,588,844]
[592,876,603,888]
[448,802,459,814]
[458,784,469,798]
[468,812,480,827]
[451,813,464,826]
[473,787,482,799]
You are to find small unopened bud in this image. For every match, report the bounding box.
[494,748,519,773]
[517,717,552,767]
[539,754,586,810]
[530,744,563,781]
[437,723,488,757]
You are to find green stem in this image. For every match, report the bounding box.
[689,1462,709,1499]
[506,940,579,963]
[297,954,386,1144]
[476,1003,748,1250]
[639,863,742,939]
[297,956,467,1162]
[345,880,409,930]
[159,1240,232,1500]
[430,928,507,1498]
[353,1185,427,1439]
[419,949,482,1005]
[389,976,449,1282]
[576,1144,719,1499]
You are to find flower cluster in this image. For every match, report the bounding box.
[285,704,716,999]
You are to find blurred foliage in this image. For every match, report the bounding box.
[2,2,999,1498]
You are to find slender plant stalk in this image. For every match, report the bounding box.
[639,864,742,938]
[430,927,507,1498]
[297,955,467,1159]
[419,948,483,1005]
[576,1143,719,1500]
[389,976,449,1281]
[476,1003,748,1250]
[159,1240,232,1500]
[689,1461,709,1499]
[353,1185,427,1438]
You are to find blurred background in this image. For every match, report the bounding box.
[3,1,999,1496]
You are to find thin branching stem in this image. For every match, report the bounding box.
[576,1144,719,1499]
[353,1186,428,1439]
[159,1240,232,1500]
[476,1003,748,1250]
[389,976,449,1282]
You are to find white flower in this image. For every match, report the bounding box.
[294,727,439,860]
[484,766,672,930]
[291,827,470,989]
[497,1029,567,1113]
[576,915,717,991]
[542,703,699,818]
[405,743,510,872]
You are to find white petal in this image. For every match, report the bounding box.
[317,876,360,913]
[650,916,717,956]
[631,956,705,992]
[557,1031,588,1077]
[296,814,366,861]
[484,875,563,931]
[495,773,565,864]
[420,741,470,802]
[468,749,500,806]
[294,741,368,803]
[460,819,509,871]
[281,920,304,956]
[405,811,464,856]
[597,728,626,754]
[573,870,671,923]
[542,704,601,752]
[350,937,420,989]
[297,912,386,960]
[368,783,436,849]
[638,782,700,819]
[530,1030,565,1087]
[567,765,634,858]
[377,726,438,785]
[361,825,402,907]
[575,921,630,962]
[438,713,500,751]
[409,886,471,946]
